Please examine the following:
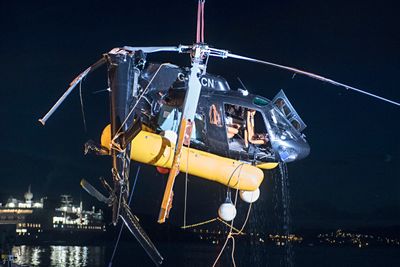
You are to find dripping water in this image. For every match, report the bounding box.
[212,162,294,266]
[279,162,294,267]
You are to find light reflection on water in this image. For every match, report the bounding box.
[10,244,400,266]
[12,245,105,267]
[31,247,40,266]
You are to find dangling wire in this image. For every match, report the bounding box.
[92,87,110,95]
[108,165,141,267]
[79,80,87,133]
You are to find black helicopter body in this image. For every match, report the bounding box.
[120,58,310,166]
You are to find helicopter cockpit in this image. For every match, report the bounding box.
[222,102,275,165]
[221,90,310,163]
[224,104,269,151]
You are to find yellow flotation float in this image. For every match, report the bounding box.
[101,125,277,191]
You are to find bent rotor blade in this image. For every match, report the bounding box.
[120,202,163,266]
[224,52,400,107]
[157,119,187,223]
[123,46,182,54]
[158,58,202,223]
[38,57,106,125]
[80,179,111,205]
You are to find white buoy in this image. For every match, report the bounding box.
[239,188,260,203]
[218,202,237,221]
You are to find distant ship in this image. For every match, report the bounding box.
[0,186,106,244]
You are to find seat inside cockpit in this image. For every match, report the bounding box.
[224,104,269,152]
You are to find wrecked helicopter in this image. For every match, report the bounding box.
[39,1,400,265]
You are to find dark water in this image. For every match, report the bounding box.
[10,243,400,267]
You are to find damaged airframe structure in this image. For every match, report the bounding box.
[39,2,400,265]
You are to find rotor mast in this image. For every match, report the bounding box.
[157,1,208,223]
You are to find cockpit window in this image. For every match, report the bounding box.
[274,98,284,108]
[272,90,307,132]
[290,119,301,131]
[274,97,291,116]
[282,105,291,116]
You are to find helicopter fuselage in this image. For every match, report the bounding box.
[132,62,310,167]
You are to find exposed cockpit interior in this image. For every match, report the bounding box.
[224,103,272,159]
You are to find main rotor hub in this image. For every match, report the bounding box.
[190,43,211,73]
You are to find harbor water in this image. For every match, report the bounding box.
[9,242,400,267]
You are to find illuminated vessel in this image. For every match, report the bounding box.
[0,187,106,244]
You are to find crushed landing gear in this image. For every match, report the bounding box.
[80,178,163,266]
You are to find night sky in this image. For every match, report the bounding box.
[1,0,399,230]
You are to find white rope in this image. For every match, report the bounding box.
[212,163,254,267]
[231,235,236,267]
[181,217,244,234]
[212,232,233,267]
[233,203,252,236]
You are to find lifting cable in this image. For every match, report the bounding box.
[196,0,205,43]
